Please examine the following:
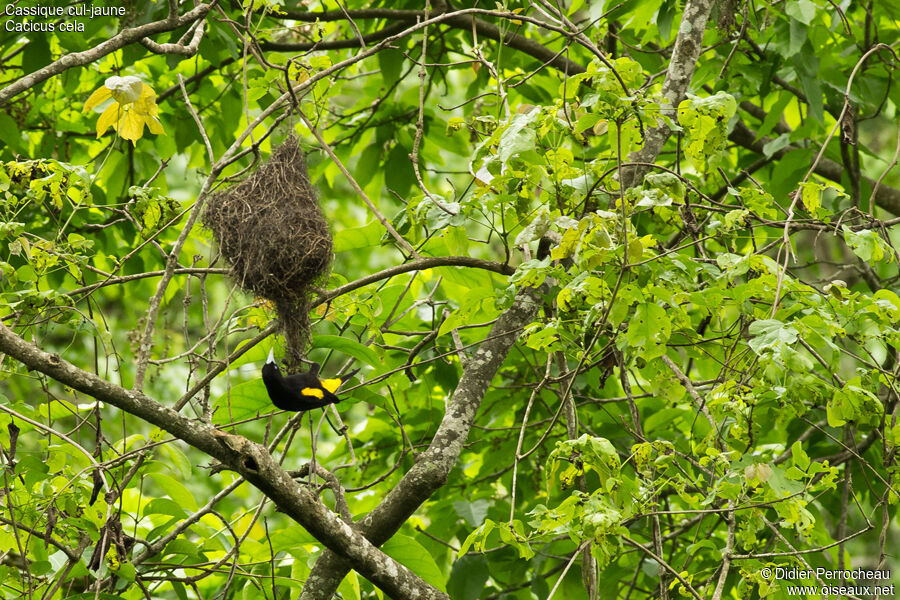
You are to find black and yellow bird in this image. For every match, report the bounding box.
[262,350,359,411]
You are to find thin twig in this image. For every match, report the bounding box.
[298,111,420,258]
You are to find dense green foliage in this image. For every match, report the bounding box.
[0,1,899,599]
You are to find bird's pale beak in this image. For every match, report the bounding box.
[267,349,275,364]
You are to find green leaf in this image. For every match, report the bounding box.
[311,334,380,368]
[741,187,778,220]
[757,92,794,139]
[382,534,446,592]
[0,114,24,154]
[165,538,203,559]
[766,465,804,496]
[334,221,384,252]
[22,33,52,74]
[444,225,469,255]
[791,441,810,471]
[625,303,672,360]
[143,498,188,518]
[497,109,538,165]
[147,473,198,512]
[644,172,685,200]
[454,499,491,527]
[115,562,136,582]
[747,319,798,354]
[550,434,621,484]
[656,0,676,39]
[723,209,749,230]
[785,0,817,24]
[266,525,317,551]
[385,144,415,197]
[575,112,602,134]
[458,519,495,556]
[337,571,361,600]
[762,133,791,158]
[828,379,883,427]
[497,520,535,559]
[888,424,900,448]
[447,554,490,600]
[677,92,737,170]
[378,49,404,86]
[213,379,270,424]
[798,181,824,214]
[842,225,888,264]
[514,208,550,245]
[792,54,824,123]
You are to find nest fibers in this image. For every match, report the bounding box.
[204,138,332,361]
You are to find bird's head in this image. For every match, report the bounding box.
[264,349,280,373]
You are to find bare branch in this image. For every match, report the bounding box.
[299,286,543,600]
[0,322,447,600]
[298,111,420,258]
[620,0,717,188]
[0,4,213,106]
[140,20,206,56]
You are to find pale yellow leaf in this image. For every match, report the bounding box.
[135,84,159,116]
[118,109,145,143]
[146,116,165,135]
[83,86,112,112]
[96,102,120,136]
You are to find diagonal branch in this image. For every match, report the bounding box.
[320,256,514,303]
[299,285,543,600]
[140,19,206,56]
[260,7,585,75]
[0,3,213,106]
[619,0,718,188]
[728,120,900,216]
[0,322,446,600]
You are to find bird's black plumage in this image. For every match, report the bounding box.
[262,350,359,411]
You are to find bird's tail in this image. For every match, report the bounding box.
[340,368,360,384]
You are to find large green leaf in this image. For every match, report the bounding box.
[382,534,446,592]
[625,303,672,360]
[311,334,380,368]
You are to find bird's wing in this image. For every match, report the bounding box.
[321,369,360,393]
[283,371,317,388]
[319,377,342,393]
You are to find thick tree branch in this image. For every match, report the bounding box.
[300,286,543,600]
[620,0,717,188]
[278,8,427,21]
[0,322,446,600]
[442,12,584,75]
[261,7,585,75]
[259,21,409,52]
[0,4,212,106]
[139,20,206,56]
[320,256,514,303]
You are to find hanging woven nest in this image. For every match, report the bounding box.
[204,137,332,363]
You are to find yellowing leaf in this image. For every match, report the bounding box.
[86,79,165,145]
[627,237,643,262]
[135,84,159,116]
[146,116,165,135]
[799,181,823,214]
[551,226,581,260]
[96,103,120,136]
[308,55,332,70]
[83,85,112,112]
[119,110,145,142]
